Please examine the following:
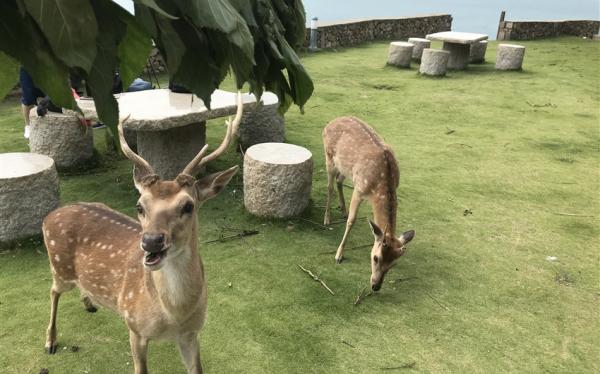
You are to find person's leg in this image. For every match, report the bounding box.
[21,104,34,138]
[19,67,44,138]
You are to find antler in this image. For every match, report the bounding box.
[180,91,244,177]
[118,116,155,177]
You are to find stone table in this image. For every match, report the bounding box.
[0,153,59,243]
[78,90,279,180]
[426,31,488,70]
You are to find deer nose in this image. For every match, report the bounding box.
[141,233,165,253]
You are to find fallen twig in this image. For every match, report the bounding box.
[298,265,335,295]
[551,212,594,218]
[380,361,416,370]
[320,243,371,255]
[424,291,451,311]
[201,230,259,244]
[445,127,455,135]
[341,340,356,348]
[298,217,327,229]
[354,287,373,306]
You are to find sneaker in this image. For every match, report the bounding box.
[92,122,106,129]
[24,125,30,139]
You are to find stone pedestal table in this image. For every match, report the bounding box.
[243,143,313,218]
[0,153,60,243]
[78,89,275,180]
[426,31,489,70]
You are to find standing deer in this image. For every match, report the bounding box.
[42,93,244,374]
[323,116,415,291]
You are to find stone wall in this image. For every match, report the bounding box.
[305,14,452,49]
[498,20,600,40]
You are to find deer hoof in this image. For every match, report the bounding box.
[45,343,58,355]
[85,305,98,313]
[335,256,344,264]
[324,217,331,226]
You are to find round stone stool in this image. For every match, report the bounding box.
[419,48,450,76]
[469,40,488,63]
[387,42,414,68]
[238,92,285,151]
[408,37,431,61]
[0,153,60,243]
[496,44,526,70]
[29,111,94,169]
[243,143,313,218]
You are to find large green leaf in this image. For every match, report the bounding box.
[0,1,74,109]
[86,0,126,147]
[23,0,98,72]
[136,0,178,19]
[0,51,19,100]
[116,7,153,89]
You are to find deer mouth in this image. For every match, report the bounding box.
[144,248,168,267]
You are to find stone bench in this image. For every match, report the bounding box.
[408,37,431,61]
[243,143,313,218]
[0,153,60,243]
[387,42,414,68]
[419,48,450,77]
[496,44,526,70]
[469,40,488,63]
[29,110,94,169]
[238,92,285,151]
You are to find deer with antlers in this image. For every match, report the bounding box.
[42,93,244,374]
[323,116,415,291]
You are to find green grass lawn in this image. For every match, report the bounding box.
[0,37,598,373]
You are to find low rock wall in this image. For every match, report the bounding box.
[498,20,600,40]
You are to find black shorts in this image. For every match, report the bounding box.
[19,67,45,106]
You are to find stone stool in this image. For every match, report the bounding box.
[29,110,94,169]
[243,143,313,218]
[0,153,59,243]
[408,37,431,61]
[496,44,526,70]
[238,92,285,151]
[469,40,488,63]
[419,48,450,77]
[387,42,414,68]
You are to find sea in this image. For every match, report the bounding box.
[303,0,600,39]
[113,0,600,40]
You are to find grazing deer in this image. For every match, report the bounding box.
[42,93,244,374]
[323,116,415,291]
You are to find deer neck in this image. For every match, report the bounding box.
[372,186,398,237]
[150,227,204,314]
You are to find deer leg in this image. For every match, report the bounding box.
[81,293,97,313]
[45,287,61,354]
[335,190,362,264]
[336,174,347,217]
[129,331,149,374]
[177,332,203,374]
[323,155,335,226]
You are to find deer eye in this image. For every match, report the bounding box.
[182,202,194,215]
[136,203,144,215]
[373,256,379,264]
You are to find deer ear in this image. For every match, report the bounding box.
[368,220,384,240]
[399,230,415,245]
[133,166,159,192]
[195,165,239,202]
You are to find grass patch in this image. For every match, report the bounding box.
[0,37,599,373]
